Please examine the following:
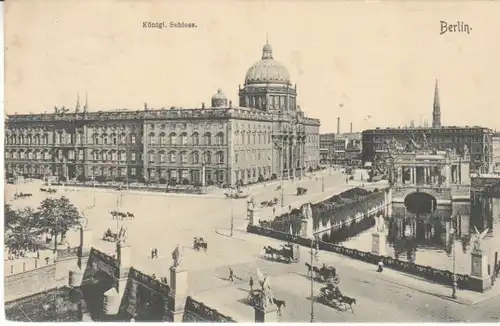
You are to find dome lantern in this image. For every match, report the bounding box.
[211,88,228,108]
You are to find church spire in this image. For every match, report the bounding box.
[83,92,88,112]
[75,93,80,112]
[432,79,441,127]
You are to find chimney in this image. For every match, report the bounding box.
[350,122,353,133]
[337,117,340,135]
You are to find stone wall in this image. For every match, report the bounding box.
[5,263,57,303]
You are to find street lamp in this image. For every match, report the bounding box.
[450,218,457,299]
[310,234,319,323]
[272,134,285,208]
[230,197,234,237]
[321,176,324,192]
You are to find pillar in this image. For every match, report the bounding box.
[291,138,295,181]
[371,232,387,256]
[470,249,492,292]
[116,241,132,301]
[201,165,206,188]
[254,304,279,323]
[409,167,414,184]
[70,226,93,287]
[166,266,189,322]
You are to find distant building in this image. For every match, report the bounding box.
[362,80,493,173]
[319,133,335,164]
[493,132,500,173]
[321,132,363,166]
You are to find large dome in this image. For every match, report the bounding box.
[244,42,291,85]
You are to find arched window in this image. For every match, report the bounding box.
[204,132,212,146]
[253,133,256,145]
[169,151,176,163]
[112,133,117,145]
[159,133,166,146]
[204,151,212,164]
[148,151,155,162]
[159,151,166,163]
[120,133,126,144]
[179,151,187,163]
[216,132,224,145]
[94,133,100,145]
[131,133,136,144]
[216,151,224,164]
[180,133,187,145]
[241,133,245,145]
[169,133,176,146]
[27,135,32,145]
[34,134,40,145]
[192,132,199,146]
[149,132,155,145]
[247,132,250,145]
[191,151,200,164]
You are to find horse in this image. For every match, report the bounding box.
[313,266,321,277]
[305,262,313,276]
[263,246,275,259]
[40,188,47,192]
[340,295,357,313]
[272,298,286,316]
[127,212,135,219]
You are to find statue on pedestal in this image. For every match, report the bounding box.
[472,226,489,253]
[172,244,181,267]
[375,215,386,233]
[256,268,275,309]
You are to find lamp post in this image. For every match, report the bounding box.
[310,234,319,323]
[230,197,234,237]
[272,134,286,208]
[321,176,324,192]
[450,219,457,299]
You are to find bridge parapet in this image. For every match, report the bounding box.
[183,296,236,322]
[391,185,452,203]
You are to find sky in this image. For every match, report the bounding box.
[4,0,500,133]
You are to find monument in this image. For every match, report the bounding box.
[372,215,387,256]
[166,245,188,322]
[254,268,278,323]
[469,227,492,292]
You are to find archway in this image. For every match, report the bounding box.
[404,192,437,214]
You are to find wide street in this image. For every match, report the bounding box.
[5,169,499,322]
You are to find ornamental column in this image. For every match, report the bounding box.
[290,137,295,181]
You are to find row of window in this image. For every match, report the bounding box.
[147,132,224,146]
[146,151,224,164]
[234,131,272,146]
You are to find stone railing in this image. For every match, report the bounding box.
[129,268,170,296]
[56,247,81,261]
[90,248,119,269]
[247,225,472,291]
[4,258,54,276]
[184,296,236,323]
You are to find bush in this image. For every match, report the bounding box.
[270,174,277,180]
[182,178,190,185]
[95,175,106,183]
[76,175,86,182]
[159,178,167,185]
[169,178,178,185]
[138,175,146,184]
[258,175,264,182]
[115,176,125,182]
[308,167,313,173]
[59,175,67,182]
[207,180,215,186]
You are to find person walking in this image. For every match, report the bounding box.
[228,268,234,282]
[377,260,384,273]
[272,207,276,215]
[249,276,254,291]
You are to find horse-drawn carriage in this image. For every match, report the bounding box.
[263,243,300,263]
[296,187,308,196]
[193,237,207,252]
[40,187,57,194]
[317,281,357,312]
[224,189,249,199]
[102,228,119,242]
[260,197,278,207]
[14,192,32,199]
[306,263,340,284]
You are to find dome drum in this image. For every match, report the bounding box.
[211,89,228,108]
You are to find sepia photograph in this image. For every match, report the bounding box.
[3,0,500,323]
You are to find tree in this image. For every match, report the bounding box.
[5,205,43,251]
[37,197,82,251]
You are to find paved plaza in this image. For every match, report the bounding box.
[5,170,500,322]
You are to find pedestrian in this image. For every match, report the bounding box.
[249,276,254,291]
[272,207,276,215]
[377,260,384,273]
[155,248,159,259]
[288,205,291,211]
[151,249,154,259]
[228,268,234,282]
[36,250,40,259]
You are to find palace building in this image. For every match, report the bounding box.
[4,42,321,187]
[362,80,494,173]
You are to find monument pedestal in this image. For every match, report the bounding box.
[371,232,387,256]
[80,228,93,257]
[470,251,492,292]
[165,266,188,322]
[254,305,279,323]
